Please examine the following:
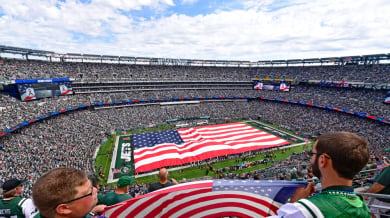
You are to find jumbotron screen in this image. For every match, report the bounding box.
[385,91,390,104]
[253,80,291,92]
[16,78,73,101]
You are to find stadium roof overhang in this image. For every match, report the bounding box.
[0,45,389,67]
[0,45,55,57]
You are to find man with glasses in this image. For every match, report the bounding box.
[270,132,371,218]
[32,168,102,218]
[0,178,36,218]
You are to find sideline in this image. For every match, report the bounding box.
[248,120,306,141]
[107,135,121,184]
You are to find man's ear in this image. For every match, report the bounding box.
[319,154,330,168]
[56,204,72,216]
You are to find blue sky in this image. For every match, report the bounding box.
[129,1,219,19]
[0,0,389,61]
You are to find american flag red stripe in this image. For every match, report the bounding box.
[112,168,121,174]
[60,89,72,95]
[134,123,289,173]
[23,95,36,101]
[105,181,212,217]
[104,181,296,218]
[103,180,305,217]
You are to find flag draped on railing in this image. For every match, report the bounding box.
[103,180,306,218]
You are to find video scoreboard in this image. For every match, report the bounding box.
[252,78,292,92]
[14,78,73,101]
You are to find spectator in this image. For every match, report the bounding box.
[101,176,134,206]
[148,168,178,192]
[90,177,105,206]
[0,178,36,218]
[0,58,390,199]
[366,158,390,218]
[270,132,371,218]
[32,168,98,218]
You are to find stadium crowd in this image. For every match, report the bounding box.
[1,58,390,82]
[1,100,389,198]
[1,86,388,132]
[1,58,389,204]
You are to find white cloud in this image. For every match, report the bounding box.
[93,0,175,11]
[180,0,200,5]
[0,0,389,60]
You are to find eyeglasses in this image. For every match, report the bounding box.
[309,151,330,159]
[309,151,320,156]
[57,186,94,206]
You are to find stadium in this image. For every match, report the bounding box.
[0,43,390,216]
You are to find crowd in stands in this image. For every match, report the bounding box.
[0,59,253,81]
[1,99,389,198]
[1,58,390,82]
[1,86,388,132]
[95,148,383,200]
[1,58,389,201]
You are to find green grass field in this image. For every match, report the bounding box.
[94,120,313,186]
[133,144,311,184]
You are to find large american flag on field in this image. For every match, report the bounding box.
[103,180,306,218]
[133,123,290,173]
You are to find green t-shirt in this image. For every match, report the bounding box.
[97,193,105,205]
[375,166,390,203]
[0,197,30,218]
[296,186,371,218]
[102,192,132,206]
[290,173,297,180]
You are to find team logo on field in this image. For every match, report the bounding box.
[121,166,131,174]
[121,142,132,161]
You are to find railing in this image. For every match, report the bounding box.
[356,192,390,217]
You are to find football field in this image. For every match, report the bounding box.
[106,121,306,183]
